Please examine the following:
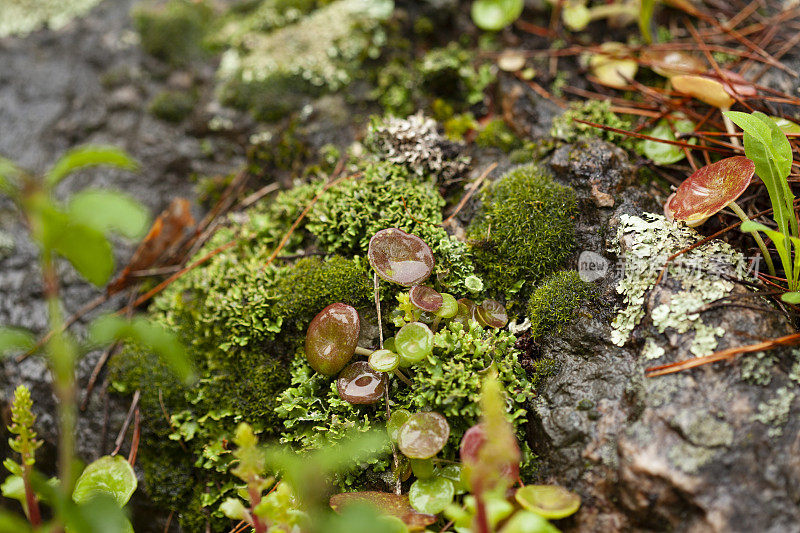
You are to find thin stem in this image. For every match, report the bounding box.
[392,369,414,387]
[729,200,777,277]
[354,346,373,357]
[721,109,743,149]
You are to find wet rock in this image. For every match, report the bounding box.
[535,140,800,532]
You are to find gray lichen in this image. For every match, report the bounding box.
[668,441,716,474]
[752,387,796,438]
[364,112,470,184]
[610,213,745,357]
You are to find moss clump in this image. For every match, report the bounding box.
[307,162,477,292]
[148,89,197,123]
[551,100,633,148]
[133,0,213,66]
[215,0,392,117]
[475,118,523,153]
[527,270,593,340]
[468,164,577,298]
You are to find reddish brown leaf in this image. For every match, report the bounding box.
[108,198,195,294]
[665,156,755,225]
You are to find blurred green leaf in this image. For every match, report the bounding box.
[0,155,21,196]
[770,116,800,134]
[641,118,695,165]
[780,292,800,304]
[471,0,524,31]
[63,493,134,533]
[89,315,194,383]
[46,145,138,188]
[638,0,655,44]
[72,455,137,507]
[0,327,35,358]
[53,219,114,287]
[1,475,25,507]
[68,189,150,240]
[0,509,32,532]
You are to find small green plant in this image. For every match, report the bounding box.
[471,0,524,31]
[0,146,192,530]
[724,111,800,300]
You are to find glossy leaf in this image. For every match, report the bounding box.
[395,322,434,365]
[337,361,386,404]
[68,189,150,240]
[409,285,443,313]
[397,412,450,459]
[641,118,696,165]
[47,145,138,187]
[588,43,637,89]
[476,299,508,328]
[711,69,757,98]
[498,510,560,533]
[304,303,360,375]
[471,0,524,31]
[665,157,754,225]
[409,476,454,515]
[452,298,478,325]
[387,409,412,442]
[408,458,434,480]
[770,116,800,134]
[368,229,435,287]
[89,315,194,383]
[72,455,137,506]
[0,327,35,358]
[641,49,704,78]
[329,491,436,530]
[725,111,796,237]
[435,293,458,319]
[672,75,734,109]
[369,349,400,372]
[515,485,581,520]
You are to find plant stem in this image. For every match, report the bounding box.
[721,109,742,149]
[729,200,777,277]
[22,463,41,526]
[42,252,77,497]
[354,346,373,357]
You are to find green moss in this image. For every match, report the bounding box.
[527,270,593,340]
[133,0,213,66]
[475,119,523,152]
[551,100,633,148]
[468,164,577,298]
[148,89,197,123]
[307,162,477,292]
[215,0,393,117]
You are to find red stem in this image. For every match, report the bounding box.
[22,464,42,527]
[247,484,267,533]
[474,493,490,533]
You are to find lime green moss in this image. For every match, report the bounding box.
[551,100,633,148]
[468,164,577,298]
[527,270,593,340]
[148,89,197,123]
[133,0,213,66]
[307,162,477,292]
[475,118,523,153]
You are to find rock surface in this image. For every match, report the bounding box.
[535,140,800,532]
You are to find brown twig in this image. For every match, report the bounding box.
[443,163,497,226]
[113,390,140,456]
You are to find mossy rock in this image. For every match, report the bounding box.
[468,163,577,298]
[133,0,213,66]
[527,270,594,340]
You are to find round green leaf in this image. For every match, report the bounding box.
[409,476,454,515]
[397,412,450,459]
[642,119,696,165]
[499,510,560,533]
[72,455,137,507]
[387,409,412,442]
[515,485,581,520]
[471,0,524,31]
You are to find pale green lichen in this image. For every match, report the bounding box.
[740,351,776,386]
[668,442,716,474]
[641,338,665,361]
[0,0,103,37]
[752,387,795,437]
[671,410,733,448]
[610,213,745,357]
